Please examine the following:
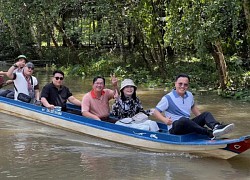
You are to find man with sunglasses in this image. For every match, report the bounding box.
[154,73,234,139]
[41,70,81,113]
[6,62,40,103]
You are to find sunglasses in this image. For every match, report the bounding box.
[54,77,64,80]
[178,82,189,87]
[27,67,34,70]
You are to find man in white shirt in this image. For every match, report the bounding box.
[0,55,27,98]
[7,62,40,103]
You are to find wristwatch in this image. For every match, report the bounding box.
[13,63,18,68]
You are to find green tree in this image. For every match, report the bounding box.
[164,0,244,90]
[243,0,250,55]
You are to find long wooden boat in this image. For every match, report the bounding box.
[0,96,249,159]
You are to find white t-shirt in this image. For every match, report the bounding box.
[13,73,38,100]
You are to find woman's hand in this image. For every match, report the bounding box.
[114,89,119,99]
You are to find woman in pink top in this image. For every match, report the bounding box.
[81,75,119,123]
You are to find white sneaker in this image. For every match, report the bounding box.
[213,123,235,138]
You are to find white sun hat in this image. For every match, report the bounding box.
[120,79,137,91]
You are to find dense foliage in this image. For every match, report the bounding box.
[0,0,249,101]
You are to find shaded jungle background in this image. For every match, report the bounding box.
[0,0,249,101]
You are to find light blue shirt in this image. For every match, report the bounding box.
[155,89,195,130]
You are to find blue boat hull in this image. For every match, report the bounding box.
[0,96,249,159]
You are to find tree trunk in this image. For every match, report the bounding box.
[119,35,125,61]
[29,25,43,58]
[50,28,59,48]
[45,23,59,48]
[210,41,228,90]
[53,21,75,50]
[243,0,250,55]
[8,22,22,52]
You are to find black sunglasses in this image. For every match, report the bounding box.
[27,67,34,70]
[54,77,64,80]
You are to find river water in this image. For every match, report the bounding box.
[0,69,250,180]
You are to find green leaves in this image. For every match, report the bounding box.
[165,0,243,57]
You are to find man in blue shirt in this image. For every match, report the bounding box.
[154,73,234,139]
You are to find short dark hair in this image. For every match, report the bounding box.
[175,73,190,82]
[93,76,105,85]
[53,70,64,77]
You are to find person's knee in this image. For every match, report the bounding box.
[0,90,10,97]
[200,111,212,117]
[6,92,14,99]
[175,117,189,126]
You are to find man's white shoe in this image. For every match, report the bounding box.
[213,123,235,138]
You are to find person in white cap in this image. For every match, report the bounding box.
[0,55,27,98]
[6,62,40,103]
[111,79,159,132]
[0,55,27,76]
